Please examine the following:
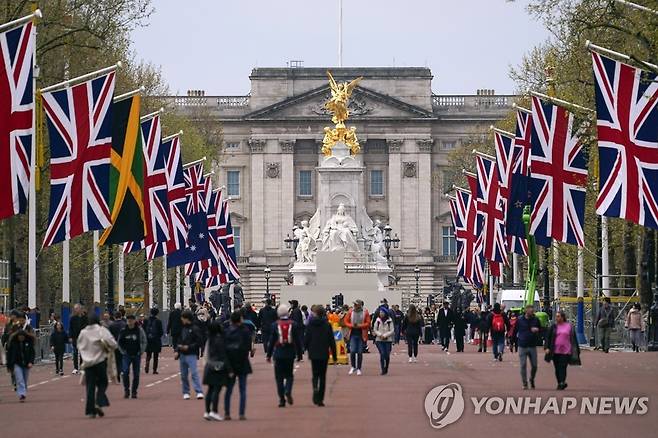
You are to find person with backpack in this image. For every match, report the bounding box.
[343,300,371,376]
[436,301,454,352]
[50,321,68,376]
[144,308,164,374]
[117,314,147,399]
[304,306,337,406]
[515,305,541,390]
[596,297,616,353]
[487,303,510,361]
[373,308,395,375]
[266,304,302,407]
[224,310,253,420]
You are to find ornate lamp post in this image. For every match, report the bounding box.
[383,224,400,261]
[414,266,421,303]
[284,225,300,259]
[264,266,271,300]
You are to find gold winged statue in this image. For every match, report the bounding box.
[322,71,363,156]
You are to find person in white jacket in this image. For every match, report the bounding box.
[76,314,118,418]
[373,309,395,375]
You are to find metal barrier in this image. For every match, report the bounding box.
[34,326,54,363]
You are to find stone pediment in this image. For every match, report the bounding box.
[244,85,435,121]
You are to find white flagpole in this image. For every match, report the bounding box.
[93,231,100,304]
[184,275,191,306]
[577,247,584,299]
[27,11,40,309]
[148,260,154,309]
[338,0,343,67]
[553,240,560,302]
[118,249,125,306]
[162,256,169,311]
[513,253,519,284]
[62,240,70,303]
[601,216,610,297]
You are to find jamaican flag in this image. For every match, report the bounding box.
[99,95,146,245]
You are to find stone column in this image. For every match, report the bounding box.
[387,139,402,240]
[249,139,266,255]
[280,140,295,252]
[416,139,433,253]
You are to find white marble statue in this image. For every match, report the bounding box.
[369,220,388,264]
[320,203,360,252]
[295,220,316,263]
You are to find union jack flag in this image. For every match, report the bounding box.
[528,96,588,247]
[449,188,484,287]
[162,136,188,253]
[42,72,116,246]
[494,130,527,256]
[141,115,169,245]
[591,51,658,229]
[0,20,34,220]
[474,154,508,270]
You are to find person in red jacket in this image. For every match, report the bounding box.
[343,300,371,376]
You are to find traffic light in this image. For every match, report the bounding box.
[11,261,21,287]
[331,294,337,308]
[337,293,344,307]
[271,294,276,306]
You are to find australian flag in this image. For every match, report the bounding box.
[506,108,533,239]
[166,163,210,268]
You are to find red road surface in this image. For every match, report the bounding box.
[1,342,657,437]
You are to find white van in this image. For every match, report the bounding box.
[498,288,540,311]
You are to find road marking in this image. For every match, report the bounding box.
[146,373,179,388]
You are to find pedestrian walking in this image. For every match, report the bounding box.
[436,301,454,351]
[50,321,68,375]
[258,299,277,353]
[77,314,118,418]
[167,303,183,349]
[401,304,423,362]
[177,310,205,400]
[69,304,88,374]
[108,312,126,383]
[304,306,337,406]
[224,310,253,420]
[596,297,616,353]
[203,320,232,421]
[392,305,404,344]
[266,304,302,407]
[118,314,147,399]
[516,305,541,390]
[625,303,645,352]
[373,308,394,375]
[144,308,164,374]
[488,303,510,361]
[6,327,35,402]
[477,308,491,353]
[508,311,519,353]
[545,310,581,390]
[344,300,371,376]
[422,306,435,345]
[453,308,467,352]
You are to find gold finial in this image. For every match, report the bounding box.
[322,71,363,156]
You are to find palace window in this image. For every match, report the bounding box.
[441,141,456,150]
[225,141,240,149]
[370,169,384,196]
[233,226,241,256]
[227,170,240,197]
[442,226,456,256]
[298,170,312,197]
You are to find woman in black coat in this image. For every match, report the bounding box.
[223,311,254,420]
[304,306,337,406]
[453,309,467,352]
[203,320,232,421]
[144,308,164,374]
[50,322,68,375]
[401,304,424,361]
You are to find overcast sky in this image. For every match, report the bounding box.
[131,0,550,96]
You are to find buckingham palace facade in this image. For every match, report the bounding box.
[166,67,512,304]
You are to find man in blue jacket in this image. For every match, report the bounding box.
[514,305,541,390]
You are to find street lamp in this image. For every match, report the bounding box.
[383,224,400,261]
[264,266,271,300]
[414,266,420,302]
[284,225,299,259]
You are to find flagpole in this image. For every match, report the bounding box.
[118,248,125,306]
[113,86,145,103]
[162,130,183,143]
[140,107,164,122]
[527,90,595,114]
[176,266,182,306]
[27,10,40,309]
[513,253,519,284]
[148,260,154,309]
[601,216,610,297]
[40,62,121,93]
[553,240,560,303]
[93,231,101,307]
[162,256,169,311]
[489,126,515,139]
[62,240,70,303]
[512,103,531,114]
[472,149,496,161]
[576,247,586,343]
[183,156,207,169]
[586,40,658,73]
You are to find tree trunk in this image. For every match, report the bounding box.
[622,221,636,296]
[639,228,655,308]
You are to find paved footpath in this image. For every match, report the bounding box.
[1,342,657,437]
